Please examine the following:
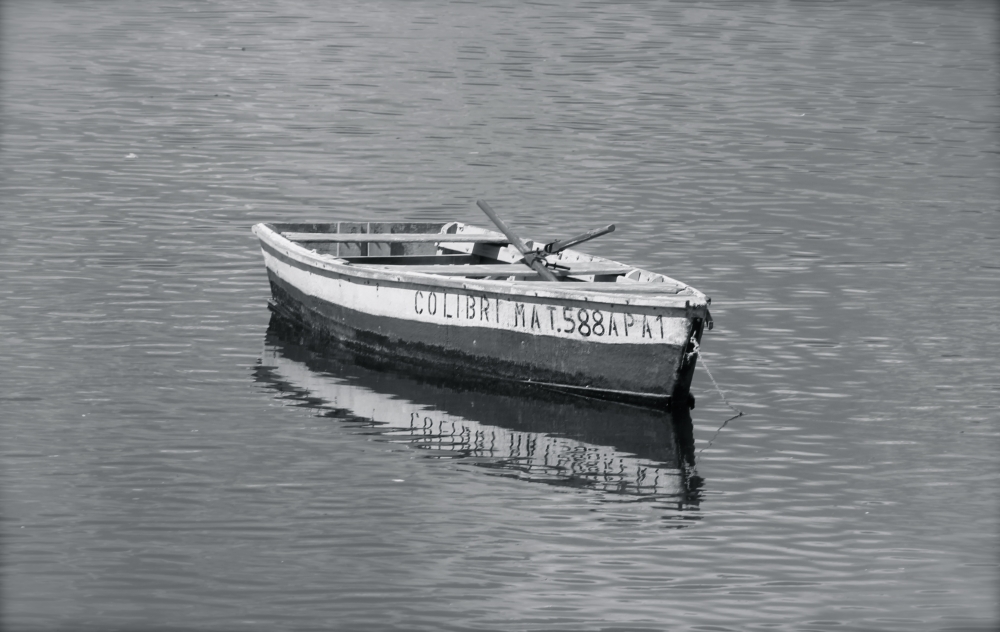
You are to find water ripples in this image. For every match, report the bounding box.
[2,0,998,630]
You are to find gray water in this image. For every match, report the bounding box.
[2,1,998,630]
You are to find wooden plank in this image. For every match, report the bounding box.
[384,222,450,256]
[579,284,688,294]
[367,222,390,257]
[361,262,633,278]
[438,241,523,263]
[340,254,482,266]
[282,232,508,244]
[337,222,367,257]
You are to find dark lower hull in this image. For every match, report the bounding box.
[266,271,700,410]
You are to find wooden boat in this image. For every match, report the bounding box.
[252,201,712,409]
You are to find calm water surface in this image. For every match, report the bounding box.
[2,1,998,630]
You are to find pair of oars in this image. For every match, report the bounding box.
[476,200,615,282]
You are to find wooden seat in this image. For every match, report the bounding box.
[358,262,633,278]
[282,232,508,244]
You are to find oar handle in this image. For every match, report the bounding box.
[544,224,615,254]
[476,200,529,254]
[476,200,560,282]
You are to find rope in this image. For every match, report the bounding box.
[699,411,742,455]
[691,338,743,417]
[687,336,744,454]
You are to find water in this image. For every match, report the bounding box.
[2,1,998,630]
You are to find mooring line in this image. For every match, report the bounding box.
[699,412,742,455]
[688,337,744,454]
[695,343,743,417]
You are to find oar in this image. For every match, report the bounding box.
[543,224,615,255]
[476,200,560,282]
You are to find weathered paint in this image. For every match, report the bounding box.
[262,243,691,347]
[267,273,691,396]
[255,223,710,311]
[253,222,706,405]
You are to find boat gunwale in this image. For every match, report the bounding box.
[252,222,709,310]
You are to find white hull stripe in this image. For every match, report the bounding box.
[263,249,691,346]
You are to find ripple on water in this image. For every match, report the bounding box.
[2,0,998,630]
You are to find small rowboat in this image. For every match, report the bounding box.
[252,201,712,409]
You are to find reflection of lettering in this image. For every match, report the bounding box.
[409,411,434,430]
[414,291,424,314]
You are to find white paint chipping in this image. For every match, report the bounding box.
[262,248,691,346]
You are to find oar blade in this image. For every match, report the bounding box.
[543,224,616,255]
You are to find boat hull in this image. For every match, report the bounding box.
[257,232,705,408]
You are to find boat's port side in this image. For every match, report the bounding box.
[258,242,701,396]
[266,271,690,403]
[253,220,709,407]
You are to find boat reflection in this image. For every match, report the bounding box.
[254,315,702,507]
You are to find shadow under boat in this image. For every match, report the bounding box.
[255,313,702,508]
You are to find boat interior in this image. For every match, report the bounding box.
[271,221,689,290]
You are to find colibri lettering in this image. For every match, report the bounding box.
[413,290,668,340]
